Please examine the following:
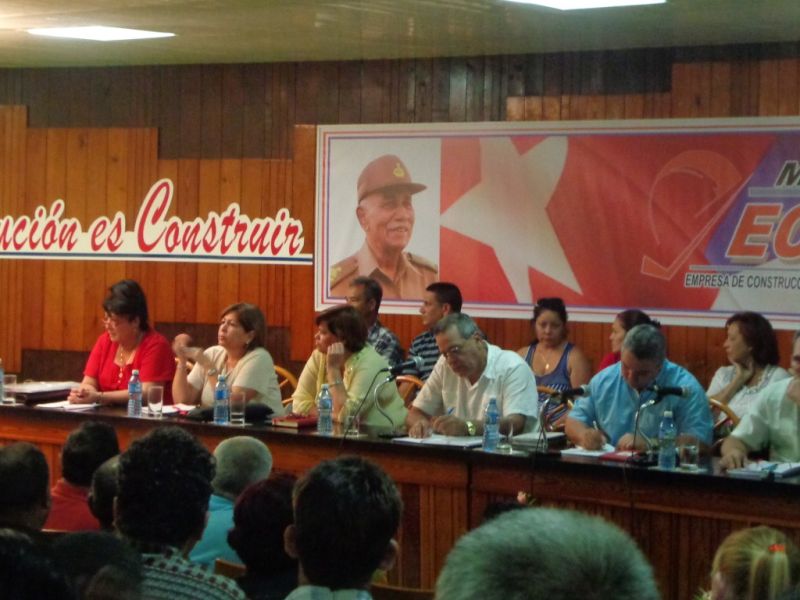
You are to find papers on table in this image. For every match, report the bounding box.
[36,400,99,411]
[561,443,615,458]
[727,461,800,480]
[393,434,484,448]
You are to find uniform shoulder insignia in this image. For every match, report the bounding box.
[330,256,358,286]
[407,253,438,272]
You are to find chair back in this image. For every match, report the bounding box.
[395,375,424,407]
[275,365,298,407]
[709,398,740,433]
[214,557,246,579]
[371,582,434,600]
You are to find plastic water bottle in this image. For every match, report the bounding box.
[317,384,333,436]
[483,397,500,452]
[214,374,230,425]
[127,369,142,417]
[658,409,677,470]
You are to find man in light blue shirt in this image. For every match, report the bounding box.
[566,324,712,451]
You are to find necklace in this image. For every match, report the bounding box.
[534,344,563,375]
[117,332,144,366]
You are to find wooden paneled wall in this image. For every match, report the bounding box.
[0,43,799,383]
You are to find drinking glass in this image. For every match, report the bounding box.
[344,408,361,436]
[147,386,164,418]
[2,374,17,404]
[678,438,700,471]
[496,423,514,454]
[229,391,246,426]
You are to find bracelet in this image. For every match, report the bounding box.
[207,367,218,377]
[331,379,344,386]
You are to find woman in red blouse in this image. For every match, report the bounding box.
[68,279,175,405]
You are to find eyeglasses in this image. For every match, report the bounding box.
[102,313,125,326]
[441,338,473,360]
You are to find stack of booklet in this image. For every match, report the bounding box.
[727,461,800,479]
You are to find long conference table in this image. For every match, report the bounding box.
[0,403,798,600]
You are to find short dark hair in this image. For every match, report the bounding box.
[89,456,119,531]
[116,427,214,547]
[0,528,76,600]
[228,474,297,576]
[351,276,383,312]
[533,297,567,325]
[726,311,780,367]
[617,309,660,332]
[221,302,267,353]
[293,456,401,590]
[436,507,659,600]
[427,282,462,313]
[61,422,119,487]
[102,279,150,331]
[315,305,367,354]
[0,442,49,515]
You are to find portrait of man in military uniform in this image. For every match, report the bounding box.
[329,153,439,300]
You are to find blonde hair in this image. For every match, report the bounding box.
[711,526,800,600]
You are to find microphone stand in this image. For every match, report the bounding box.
[629,395,659,466]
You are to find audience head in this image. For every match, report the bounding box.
[792,330,800,376]
[0,442,50,531]
[724,312,780,368]
[212,436,273,500]
[710,526,800,600]
[433,313,486,381]
[220,302,267,353]
[0,528,75,600]
[421,282,462,329]
[51,531,142,600]
[611,309,660,354]
[435,507,659,600]
[347,276,383,322]
[61,421,119,487]
[116,427,214,548]
[88,456,119,531]
[314,305,367,354]
[228,474,297,576]
[286,455,402,590]
[532,297,569,347]
[102,279,150,332]
[621,324,666,392]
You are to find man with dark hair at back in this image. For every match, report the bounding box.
[0,442,50,534]
[45,421,119,531]
[403,282,463,381]
[346,275,404,365]
[88,455,119,532]
[116,426,244,600]
[435,507,659,600]
[283,455,402,600]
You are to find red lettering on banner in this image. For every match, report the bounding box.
[774,204,800,261]
[0,200,80,252]
[90,219,108,251]
[726,203,782,262]
[133,179,305,258]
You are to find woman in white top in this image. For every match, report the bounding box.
[172,302,284,416]
[707,311,789,423]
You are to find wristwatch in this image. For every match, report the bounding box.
[207,367,218,377]
[465,420,476,436]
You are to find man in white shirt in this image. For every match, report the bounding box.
[721,331,800,469]
[406,313,539,438]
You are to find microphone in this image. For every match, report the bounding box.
[387,355,424,376]
[555,385,590,400]
[649,385,688,399]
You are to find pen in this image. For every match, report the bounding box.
[592,420,609,442]
[446,407,455,416]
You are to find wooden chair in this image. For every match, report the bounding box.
[214,557,246,579]
[275,365,298,407]
[371,582,434,600]
[395,374,424,407]
[709,398,740,433]
[537,385,571,431]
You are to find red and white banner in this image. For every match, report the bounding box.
[316,119,800,328]
[0,179,311,265]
